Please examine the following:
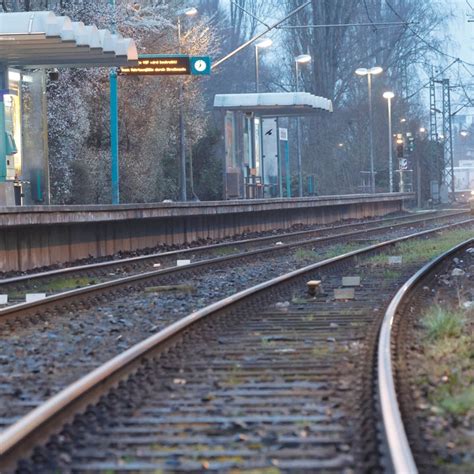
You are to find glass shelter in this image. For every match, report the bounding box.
[214,92,333,200]
[0,11,137,205]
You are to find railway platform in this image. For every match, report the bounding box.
[0,193,413,272]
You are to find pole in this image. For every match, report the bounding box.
[255,47,259,93]
[110,72,119,204]
[295,62,303,197]
[278,137,283,198]
[179,83,187,202]
[416,155,421,207]
[177,17,187,201]
[109,0,119,204]
[189,142,195,199]
[387,97,393,192]
[285,140,291,198]
[296,62,299,92]
[367,73,375,193]
[0,65,7,182]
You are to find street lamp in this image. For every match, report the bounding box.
[383,91,395,193]
[295,54,311,91]
[177,6,198,202]
[177,7,198,49]
[255,38,273,93]
[295,53,312,197]
[355,66,383,193]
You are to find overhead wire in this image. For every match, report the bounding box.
[384,0,474,68]
[405,59,458,100]
[448,60,473,115]
[362,0,378,32]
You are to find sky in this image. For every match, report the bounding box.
[444,0,474,121]
[447,0,474,63]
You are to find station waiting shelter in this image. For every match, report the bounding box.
[214,92,333,200]
[0,11,137,206]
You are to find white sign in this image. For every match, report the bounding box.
[26,293,47,303]
[279,127,288,141]
[262,118,278,190]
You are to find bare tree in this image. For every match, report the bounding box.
[277,0,449,194]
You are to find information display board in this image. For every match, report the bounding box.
[119,55,211,76]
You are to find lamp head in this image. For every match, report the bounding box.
[369,66,383,75]
[255,38,273,49]
[181,6,198,16]
[296,54,312,64]
[383,91,395,100]
[355,68,368,76]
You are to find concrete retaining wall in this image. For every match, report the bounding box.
[0,194,413,272]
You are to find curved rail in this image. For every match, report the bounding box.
[1,221,472,466]
[377,237,474,474]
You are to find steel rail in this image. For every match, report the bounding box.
[0,220,472,464]
[0,211,464,291]
[1,216,471,321]
[0,210,454,287]
[378,237,474,474]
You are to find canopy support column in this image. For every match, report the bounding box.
[0,64,7,182]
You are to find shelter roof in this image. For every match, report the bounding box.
[0,11,137,68]
[214,92,333,117]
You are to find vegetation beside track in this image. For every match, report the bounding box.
[401,239,473,472]
[367,228,474,266]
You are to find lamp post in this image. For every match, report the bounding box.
[177,7,198,202]
[255,38,272,93]
[295,54,311,198]
[355,66,383,193]
[383,91,395,193]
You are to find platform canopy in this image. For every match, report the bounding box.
[214,92,333,117]
[0,11,138,68]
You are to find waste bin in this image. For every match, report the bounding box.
[13,181,23,206]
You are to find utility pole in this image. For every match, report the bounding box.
[431,77,455,203]
[400,60,409,100]
[429,75,440,201]
[441,78,455,200]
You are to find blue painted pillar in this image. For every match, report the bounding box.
[110,69,119,204]
[0,65,7,182]
[109,0,119,204]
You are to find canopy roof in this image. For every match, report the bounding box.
[214,92,333,117]
[0,11,137,68]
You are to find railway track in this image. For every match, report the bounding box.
[0,221,472,472]
[379,237,474,473]
[0,210,468,305]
